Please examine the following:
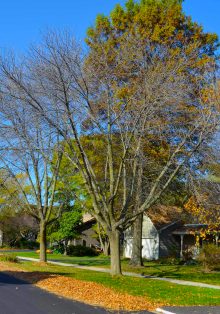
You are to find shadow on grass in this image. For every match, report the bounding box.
[153,265,181,276]
[140,263,220,283]
[140,264,184,279]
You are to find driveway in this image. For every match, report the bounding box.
[0,272,152,314]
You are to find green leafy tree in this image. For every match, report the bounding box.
[48,207,82,255]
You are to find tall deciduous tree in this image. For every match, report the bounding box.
[85,0,219,266]
[0,101,64,262]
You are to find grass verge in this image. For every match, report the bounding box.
[14,251,220,286]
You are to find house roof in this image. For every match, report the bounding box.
[77,213,96,232]
[146,205,184,230]
[172,224,209,235]
[82,213,96,223]
[82,207,185,232]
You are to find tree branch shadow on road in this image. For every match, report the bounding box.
[0,270,54,285]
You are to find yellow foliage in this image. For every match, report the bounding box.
[184,196,220,239]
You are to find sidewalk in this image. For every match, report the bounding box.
[17,256,220,290]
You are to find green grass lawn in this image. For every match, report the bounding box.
[1,259,220,306]
[13,251,220,286]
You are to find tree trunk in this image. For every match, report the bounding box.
[97,223,110,256]
[39,221,47,262]
[130,213,143,266]
[63,239,68,256]
[130,163,144,267]
[103,240,110,256]
[109,229,121,276]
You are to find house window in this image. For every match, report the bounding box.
[83,240,86,247]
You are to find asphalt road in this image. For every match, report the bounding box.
[160,306,220,314]
[0,272,152,314]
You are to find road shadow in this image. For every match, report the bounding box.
[0,270,53,286]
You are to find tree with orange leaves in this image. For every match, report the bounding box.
[86,0,219,266]
[184,195,220,243]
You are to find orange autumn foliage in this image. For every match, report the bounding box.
[184,196,220,240]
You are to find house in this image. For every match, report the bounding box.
[77,208,201,258]
[173,223,219,258]
[72,214,100,248]
[124,205,220,260]
[0,214,38,247]
[124,206,185,260]
[67,209,220,257]
[73,208,185,256]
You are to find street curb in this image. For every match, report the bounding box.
[156,308,176,314]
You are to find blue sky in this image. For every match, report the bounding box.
[0,0,219,52]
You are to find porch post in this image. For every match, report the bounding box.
[180,234,184,259]
[0,230,3,247]
[216,234,219,247]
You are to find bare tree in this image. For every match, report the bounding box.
[0,31,217,274]
[0,99,64,262]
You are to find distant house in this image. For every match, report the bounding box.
[62,209,220,257]
[72,214,99,248]
[124,206,220,260]
[73,208,184,256]
[124,206,183,260]
[0,214,38,247]
[173,223,219,258]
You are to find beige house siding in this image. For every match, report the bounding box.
[73,227,99,248]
